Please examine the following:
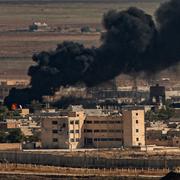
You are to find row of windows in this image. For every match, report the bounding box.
[94,138,122,142]
[53,137,139,143]
[70,120,79,125]
[53,130,81,134]
[53,137,122,143]
[52,129,66,134]
[52,130,58,134]
[84,129,123,133]
[52,121,66,128]
[70,138,79,142]
[53,129,137,134]
[85,120,122,124]
[84,129,92,133]
[53,119,138,125]
[69,130,79,133]
[53,138,58,142]
[52,121,58,125]
[53,138,80,143]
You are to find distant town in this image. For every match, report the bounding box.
[0,79,180,151]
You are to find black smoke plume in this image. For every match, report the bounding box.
[4,0,180,107]
[156,0,180,66]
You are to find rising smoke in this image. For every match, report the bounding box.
[4,0,180,106]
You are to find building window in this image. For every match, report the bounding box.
[101,129,107,132]
[94,130,99,132]
[86,121,92,124]
[53,138,58,142]
[94,138,122,142]
[136,138,139,141]
[115,130,121,132]
[62,123,66,128]
[116,121,122,124]
[70,130,74,133]
[176,141,179,144]
[70,120,74,124]
[70,138,74,142]
[94,121,122,124]
[84,129,92,133]
[101,121,108,124]
[52,121,58,125]
[136,129,139,133]
[94,121,100,124]
[52,130,58,134]
[84,138,93,145]
[75,130,79,133]
[136,120,138,124]
[75,138,79,142]
[136,113,138,116]
[75,120,79,124]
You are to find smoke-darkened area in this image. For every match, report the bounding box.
[156,0,180,65]
[4,0,180,107]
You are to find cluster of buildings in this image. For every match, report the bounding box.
[0,105,145,150]
[0,78,180,151]
[29,22,50,32]
[146,118,180,147]
[41,106,145,149]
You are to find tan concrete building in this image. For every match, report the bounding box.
[172,137,180,147]
[41,107,86,149]
[20,109,29,117]
[83,112,123,148]
[123,109,145,147]
[0,119,20,129]
[41,107,145,149]
[146,127,180,147]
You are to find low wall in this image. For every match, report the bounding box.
[0,144,22,151]
[0,151,179,169]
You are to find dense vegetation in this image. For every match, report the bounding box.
[145,106,175,121]
[0,128,23,143]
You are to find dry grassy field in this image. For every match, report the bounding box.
[0,0,161,30]
[0,0,162,79]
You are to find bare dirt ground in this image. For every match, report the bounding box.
[0,32,100,80]
[0,0,161,80]
[0,1,158,31]
[1,0,178,86]
[0,32,100,57]
[0,163,165,179]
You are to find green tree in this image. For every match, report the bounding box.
[145,106,175,121]
[7,129,24,143]
[0,131,7,143]
[0,106,8,121]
